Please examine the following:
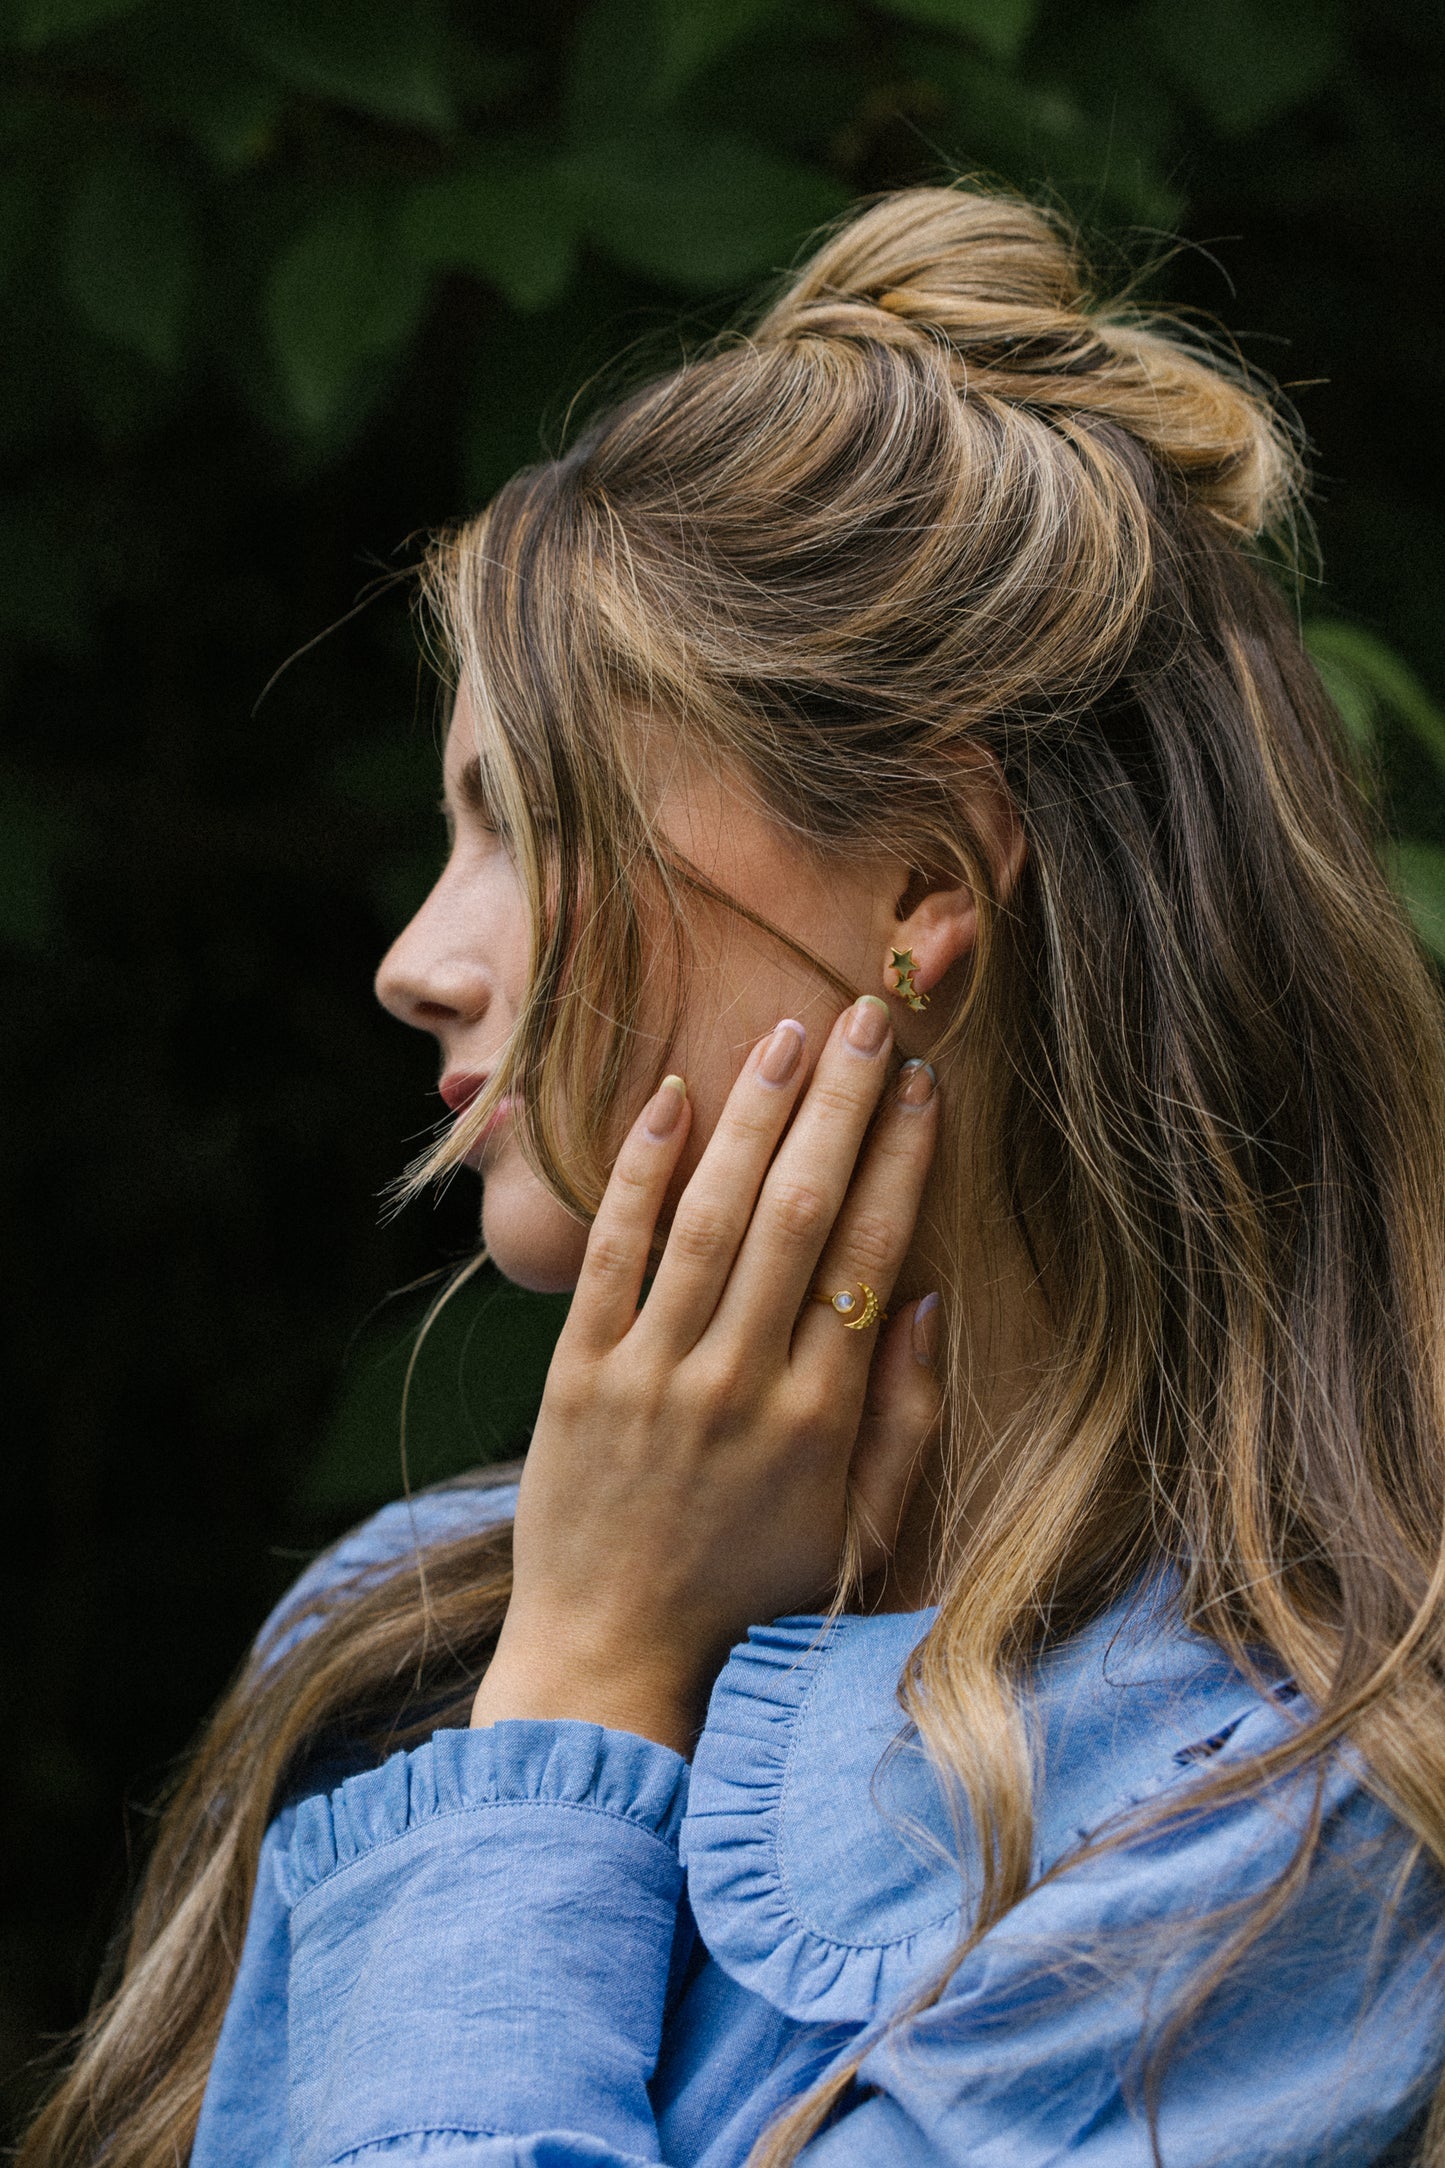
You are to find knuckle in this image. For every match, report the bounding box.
[841,1208,897,1277]
[788,1376,842,1438]
[666,1207,732,1267]
[611,1151,655,1198]
[694,1343,744,1398]
[809,1077,866,1123]
[768,1178,830,1243]
[730,1097,785,1142]
[622,1360,669,1423]
[584,1229,635,1281]
[683,1347,752,1422]
[542,1364,590,1423]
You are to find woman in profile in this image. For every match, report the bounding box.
[24,185,1445,2167]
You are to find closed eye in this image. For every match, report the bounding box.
[440,754,511,841]
[441,752,560,853]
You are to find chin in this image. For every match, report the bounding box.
[478,1154,590,1294]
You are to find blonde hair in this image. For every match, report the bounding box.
[23,184,1445,2167]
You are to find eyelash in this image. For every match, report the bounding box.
[438,796,510,844]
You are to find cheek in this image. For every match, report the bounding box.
[478,1147,589,1293]
[652,957,849,1206]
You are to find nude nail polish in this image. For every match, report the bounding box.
[897,1059,937,1107]
[645,1075,687,1138]
[759,1019,806,1084]
[912,1291,941,1368]
[845,995,891,1054]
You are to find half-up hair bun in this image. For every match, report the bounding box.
[754,186,1298,539]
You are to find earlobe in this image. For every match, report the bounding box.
[884,893,979,1006]
[886,764,1025,1007]
[887,947,931,1012]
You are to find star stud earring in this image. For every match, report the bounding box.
[888,947,929,1012]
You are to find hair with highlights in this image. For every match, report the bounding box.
[22,184,1445,2167]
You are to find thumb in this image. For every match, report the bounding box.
[847,1292,943,1582]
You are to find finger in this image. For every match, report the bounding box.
[564,1076,693,1354]
[847,1293,943,1583]
[639,1018,810,1349]
[711,996,896,1346]
[790,1056,939,1381]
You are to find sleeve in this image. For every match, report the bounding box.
[274,1720,691,2168]
[794,1731,1445,2168]
[256,1478,519,1670]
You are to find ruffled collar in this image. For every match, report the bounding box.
[680,1585,1271,2025]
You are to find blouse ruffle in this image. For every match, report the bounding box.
[680,1591,1302,2030]
[681,1613,963,2026]
[278,1720,689,1907]
[271,1718,692,2167]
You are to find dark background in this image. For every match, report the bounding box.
[2,0,1443,2129]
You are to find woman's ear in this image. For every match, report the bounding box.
[888,753,1025,1003]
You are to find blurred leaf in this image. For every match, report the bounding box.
[873,0,1041,64]
[651,0,784,102]
[563,133,848,288]
[213,0,456,132]
[1145,0,1343,134]
[300,1270,569,1513]
[674,17,868,160]
[402,154,576,314]
[1306,620,1445,784]
[459,274,624,503]
[919,45,1183,226]
[157,70,285,169]
[1306,624,1376,758]
[457,47,535,110]
[566,0,659,138]
[5,0,148,44]
[1392,842,1445,968]
[109,16,286,168]
[568,0,786,129]
[267,195,431,436]
[64,150,196,371]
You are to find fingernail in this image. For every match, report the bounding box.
[897,1059,937,1107]
[845,995,891,1055]
[759,1018,806,1085]
[645,1075,687,1138]
[912,1291,940,1369]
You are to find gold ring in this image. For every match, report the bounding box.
[812,1281,884,1331]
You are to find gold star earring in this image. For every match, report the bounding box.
[888,947,929,1012]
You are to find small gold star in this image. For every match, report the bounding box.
[888,947,929,1012]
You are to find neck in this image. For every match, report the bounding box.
[872,1130,1050,1614]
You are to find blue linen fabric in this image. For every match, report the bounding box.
[191,1482,1445,2168]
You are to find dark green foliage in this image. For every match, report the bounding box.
[300,1276,572,1515]
[1,0,1442,2123]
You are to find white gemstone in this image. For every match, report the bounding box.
[835,1292,855,1313]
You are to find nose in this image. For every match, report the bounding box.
[374,910,492,1035]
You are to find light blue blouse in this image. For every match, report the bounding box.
[192,1480,1442,2167]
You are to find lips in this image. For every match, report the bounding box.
[439,1071,488,1114]
[439,1071,513,1167]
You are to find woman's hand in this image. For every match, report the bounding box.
[470,995,942,1754]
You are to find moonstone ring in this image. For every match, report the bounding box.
[811,1281,884,1331]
